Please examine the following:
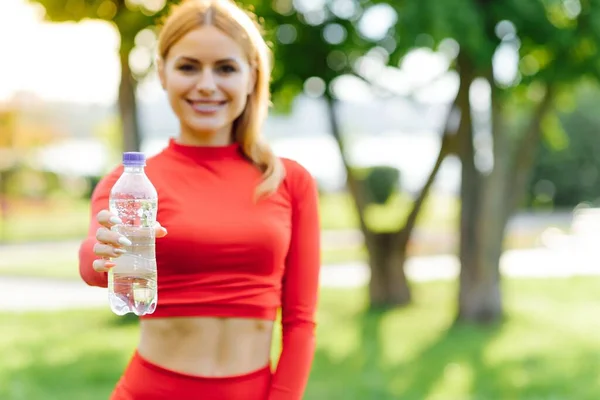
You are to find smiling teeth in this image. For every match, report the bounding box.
[189,102,224,112]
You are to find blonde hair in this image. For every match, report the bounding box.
[157,0,284,199]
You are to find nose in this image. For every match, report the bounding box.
[196,69,217,94]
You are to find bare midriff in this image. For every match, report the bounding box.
[138,316,274,377]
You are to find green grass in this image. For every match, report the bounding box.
[2,279,600,399]
[0,253,78,280]
[0,198,90,243]
[0,226,83,279]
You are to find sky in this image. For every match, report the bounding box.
[0,0,481,106]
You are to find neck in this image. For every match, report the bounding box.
[178,124,233,147]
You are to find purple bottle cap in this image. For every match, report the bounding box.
[123,152,146,166]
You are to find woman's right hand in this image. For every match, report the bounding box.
[92,209,168,273]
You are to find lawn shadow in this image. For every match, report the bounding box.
[397,318,503,399]
[465,311,600,400]
[1,310,135,400]
[307,307,408,400]
[306,303,505,400]
[2,348,127,400]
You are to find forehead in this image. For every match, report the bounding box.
[167,25,247,63]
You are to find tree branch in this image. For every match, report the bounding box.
[324,94,370,235]
[351,68,453,101]
[396,94,460,244]
[506,84,555,216]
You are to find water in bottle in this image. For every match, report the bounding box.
[108,152,158,316]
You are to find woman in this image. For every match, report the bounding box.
[78,0,321,399]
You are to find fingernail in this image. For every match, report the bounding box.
[105,262,116,269]
[118,236,132,246]
[161,227,168,234]
[114,248,127,254]
[110,216,123,225]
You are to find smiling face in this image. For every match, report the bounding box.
[158,25,256,145]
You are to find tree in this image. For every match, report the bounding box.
[252,0,458,309]
[0,108,17,242]
[383,0,600,322]
[0,102,65,241]
[28,0,168,152]
[527,83,600,209]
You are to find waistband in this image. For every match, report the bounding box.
[111,350,273,400]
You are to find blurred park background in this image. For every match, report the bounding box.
[3,0,600,398]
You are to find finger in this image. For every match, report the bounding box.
[93,242,127,258]
[96,227,132,247]
[154,222,168,238]
[97,209,123,229]
[93,258,116,273]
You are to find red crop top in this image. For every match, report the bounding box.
[78,138,321,400]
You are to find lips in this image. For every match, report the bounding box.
[187,99,227,113]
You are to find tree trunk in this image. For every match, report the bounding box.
[455,55,503,323]
[457,75,504,323]
[366,232,411,308]
[473,86,554,322]
[457,61,555,323]
[118,46,141,152]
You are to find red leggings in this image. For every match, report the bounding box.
[110,350,272,400]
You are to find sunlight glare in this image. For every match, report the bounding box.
[0,0,120,104]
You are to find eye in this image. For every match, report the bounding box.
[218,64,237,74]
[177,64,197,72]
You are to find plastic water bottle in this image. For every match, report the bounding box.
[108,152,158,316]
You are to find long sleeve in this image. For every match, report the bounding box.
[268,163,321,400]
[78,166,122,288]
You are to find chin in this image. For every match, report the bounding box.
[187,121,228,135]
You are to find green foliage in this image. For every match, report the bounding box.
[353,165,400,205]
[387,0,497,66]
[249,0,377,107]
[260,0,600,126]
[528,84,600,208]
[540,112,569,152]
[2,167,61,199]
[366,166,400,204]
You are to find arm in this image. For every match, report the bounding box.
[78,167,122,287]
[269,163,321,400]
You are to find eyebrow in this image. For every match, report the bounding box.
[177,56,239,64]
